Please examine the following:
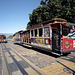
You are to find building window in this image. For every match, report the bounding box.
[39,28,43,37]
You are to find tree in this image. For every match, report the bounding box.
[27,0,75,27]
[47,0,75,22]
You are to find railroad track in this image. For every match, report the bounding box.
[1,43,47,75]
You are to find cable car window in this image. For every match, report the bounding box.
[27,32,29,38]
[63,29,68,36]
[31,30,33,37]
[34,29,37,37]
[28,32,30,38]
[3,37,6,39]
[39,28,43,37]
[68,27,75,38]
[52,29,57,34]
[44,27,50,37]
[25,33,26,38]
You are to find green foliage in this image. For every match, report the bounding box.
[27,0,75,27]
[7,35,13,39]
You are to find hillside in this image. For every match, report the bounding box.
[0,33,13,38]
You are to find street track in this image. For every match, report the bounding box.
[1,40,75,75]
[1,43,46,75]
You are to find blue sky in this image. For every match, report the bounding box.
[0,0,41,34]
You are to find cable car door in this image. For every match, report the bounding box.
[52,25,62,51]
[52,28,59,51]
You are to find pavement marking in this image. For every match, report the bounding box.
[41,60,75,75]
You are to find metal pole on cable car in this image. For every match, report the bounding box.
[59,24,62,55]
[58,23,62,55]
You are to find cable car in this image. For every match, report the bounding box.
[0,35,7,43]
[14,18,75,55]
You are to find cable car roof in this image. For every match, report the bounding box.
[13,30,23,36]
[27,18,75,30]
[61,22,75,26]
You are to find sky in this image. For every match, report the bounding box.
[0,0,41,34]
